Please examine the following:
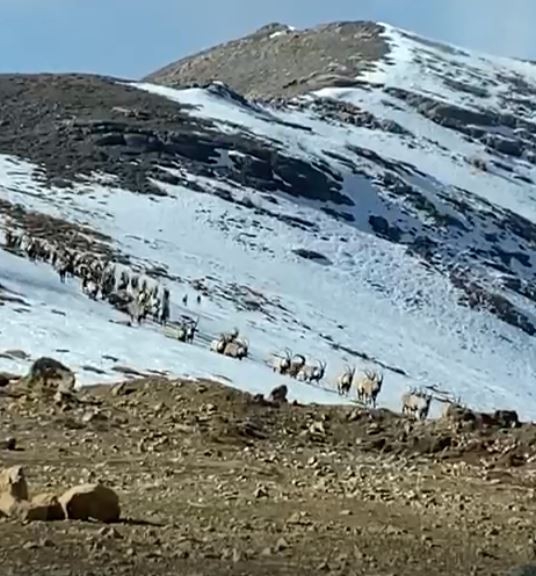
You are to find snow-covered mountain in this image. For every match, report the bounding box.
[1,22,536,418]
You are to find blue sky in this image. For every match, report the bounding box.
[1,0,535,78]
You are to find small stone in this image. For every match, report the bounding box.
[81,410,107,424]
[254,486,269,499]
[40,538,55,548]
[0,437,16,451]
[275,537,289,552]
[98,526,122,539]
[232,548,242,563]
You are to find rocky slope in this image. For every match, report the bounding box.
[145,21,388,98]
[1,376,536,576]
[0,21,536,418]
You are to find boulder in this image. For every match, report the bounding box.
[23,357,75,396]
[0,465,28,500]
[20,493,65,522]
[0,493,19,517]
[268,384,288,404]
[493,410,519,429]
[59,483,120,523]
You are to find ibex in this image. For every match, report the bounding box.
[337,364,356,396]
[186,317,199,343]
[223,338,248,360]
[176,317,199,343]
[160,288,170,326]
[272,348,292,375]
[356,369,384,408]
[210,334,227,354]
[210,328,241,354]
[221,327,239,345]
[297,359,327,383]
[4,229,17,249]
[401,388,432,421]
[287,354,306,379]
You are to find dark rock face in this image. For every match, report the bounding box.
[144,21,388,98]
[384,86,536,163]
[292,249,333,266]
[0,74,351,207]
[368,215,402,242]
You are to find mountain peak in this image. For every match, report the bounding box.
[144,20,388,98]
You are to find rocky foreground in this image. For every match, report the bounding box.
[0,372,536,575]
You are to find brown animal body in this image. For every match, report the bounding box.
[272,348,292,375]
[287,354,306,378]
[356,369,384,408]
[223,338,248,360]
[401,389,432,421]
[336,365,355,396]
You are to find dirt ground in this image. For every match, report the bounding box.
[0,377,535,576]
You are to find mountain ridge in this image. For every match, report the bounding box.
[144,20,388,98]
[1,21,536,418]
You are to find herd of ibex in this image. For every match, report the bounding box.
[3,228,437,421]
[270,351,435,419]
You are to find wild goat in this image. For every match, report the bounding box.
[176,317,199,343]
[118,270,130,291]
[223,338,248,360]
[221,328,239,345]
[210,328,239,354]
[272,348,292,375]
[210,334,227,354]
[297,359,327,383]
[4,229,17,250]
[356,369,384,408]
[160,288,170,325]
[287,354,306,379]
[401,388,432,421]
[185,317,199,343]
[336,364,356,396]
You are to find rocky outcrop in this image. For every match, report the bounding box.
[59,483,120,523]
[0,75,352,207]
[20,357,76,396]
[0,465,120,524]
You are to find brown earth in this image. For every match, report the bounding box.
[145,21,389,99]
[0,377,535,575]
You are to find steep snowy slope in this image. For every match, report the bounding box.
[1,22,536,418]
